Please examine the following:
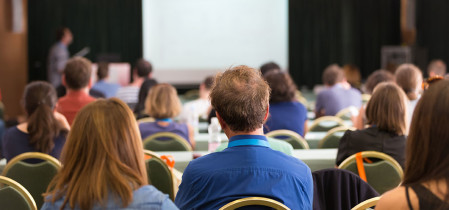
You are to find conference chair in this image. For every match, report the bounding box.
[219,197,290,210]
[318,126,353,149]
[296,90,308,107]
[0,175,37,210]
[265,129,310,149]
[137,117,155,124]
[338,151,403,194]
[183,89,199,101]
[351,197,380,210]
[144,150,176,201]
[335,106,359,120]
[312,168,379,210]
[308,116,345,132]
[361,94,371,104]
[143,132,193,151]
[2,152,61,208]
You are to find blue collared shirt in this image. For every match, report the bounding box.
[91,80,121,98]
[175,135,313,210]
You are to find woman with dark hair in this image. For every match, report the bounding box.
[336,82,407,168]
[42,99,177,209]
[263,72,308,136]
[2,81,69,162]
[376,79,449,210]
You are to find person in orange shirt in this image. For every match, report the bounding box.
[57,57,96,125]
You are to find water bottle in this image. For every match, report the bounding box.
[208,117,222,152]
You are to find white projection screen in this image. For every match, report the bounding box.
[143,0,288,84]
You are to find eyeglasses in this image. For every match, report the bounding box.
[422,76,444,90]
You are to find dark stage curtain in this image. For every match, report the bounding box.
[28,0,142,82]
[416,0,449,69]
[289,0,400,88]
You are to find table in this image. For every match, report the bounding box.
[156,149,337,173]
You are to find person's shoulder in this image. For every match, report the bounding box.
[132,185,170,204]
[376,186,413,210]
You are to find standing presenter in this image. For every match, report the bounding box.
[47,27,73,97]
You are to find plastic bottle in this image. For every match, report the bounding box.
[187,106,199,136]
[208,117,222,152]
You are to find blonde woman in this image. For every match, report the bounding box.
[42,99,178,210]
[139,83,195,148]
[336,82,408,168]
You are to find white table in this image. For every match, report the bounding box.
[155,149,337,172]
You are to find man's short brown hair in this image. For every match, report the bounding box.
[322,64,344,86]
[64,57,92,90]
[96,62,109,80]
[395,64,422,100]
[210,66,270,132]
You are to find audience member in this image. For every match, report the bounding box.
[178,76,214,123]
[48,27,73,97]
[354,70,394,129]
[427,59,446,77]
[336,82,407,168]
[138,84,195,148]
[42,99,178,210]
[2,81,69,162]
[134,77,158,118]
[315,64,362,117]
[395,64,423,128]
[376,79,449,210]
[116,59,153,110]
[91,62,120,98]
[175,66,313,209]
[343,64,362,90]
[260,61,281,76]
[56,57,96,125]
[263,71,308,136]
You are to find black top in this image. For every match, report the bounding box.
[336,127,406,168]
[406,184,449,210]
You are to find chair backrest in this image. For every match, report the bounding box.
[335,106,359,120]
[312,168,379,210]
[143,150,176,201]
[2,152,61,208]
[219,197,290,210]
[338,151,403,194]
[0,175,37,210]
[183,89,199,100]
[361,94,371,104]
[143,132,192,151]
[351,197,380,210]
[265,130,309,149]
[137,117,155,124]
[318,126,353,148]
[308,116,345,132]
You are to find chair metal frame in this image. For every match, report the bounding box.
[308,116,345,132]
[266,129,310,149]
[338,151,404,180]
[143,150,177,201]
[137,117,156,124]
[335,106,359,120]
[318,126,353,148]
[143,132,193,151]
[0,176,37,210]
[219,197,290,210]
[361,94,371,104]
[351,196,380,210]
[2,152,61,176]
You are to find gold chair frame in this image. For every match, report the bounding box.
[143,150,178,200]
[266,129,310,149]
[2,152,61,176]
[308,116,346,132]
[137,117,156,124]
[318,126,353,148]
[219,197,290,210]
[335,106,359,120]
[351,196,380,210]
[143,132,193,151]
[337,151,404,179]
[0,176,37,210]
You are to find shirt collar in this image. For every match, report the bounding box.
[228,135,269,148]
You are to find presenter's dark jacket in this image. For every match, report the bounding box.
[336,127,406,168]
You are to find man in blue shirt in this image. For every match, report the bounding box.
[175,66,313,210]
[315,64,362,117]
[91,62,121,98]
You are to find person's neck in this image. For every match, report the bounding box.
[224,127,265,140]
[199,91,210,100]
[67,87,89,94]
[130,77,145,87]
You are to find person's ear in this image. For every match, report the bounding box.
[215,112,227,130]
[62,75,67,87]
[263,105,270,121]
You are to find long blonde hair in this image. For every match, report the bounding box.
[45,98,147,210]
[145,83,182,119]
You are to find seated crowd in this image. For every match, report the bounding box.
[1,55,449,210]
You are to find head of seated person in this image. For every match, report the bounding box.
[62,57,92,92]
[140,83,194,146]
[364,69,394,94]
[133,58,153,81]
[395,64,423,101]
[322,64,345,87]
[42,99,176,210]
[260,61,281,76]
[376,79,449,210]
[199,75,214,100]
[427,59,446,78]
[263,71,307,136]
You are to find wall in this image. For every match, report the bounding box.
[0,0,28,118]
